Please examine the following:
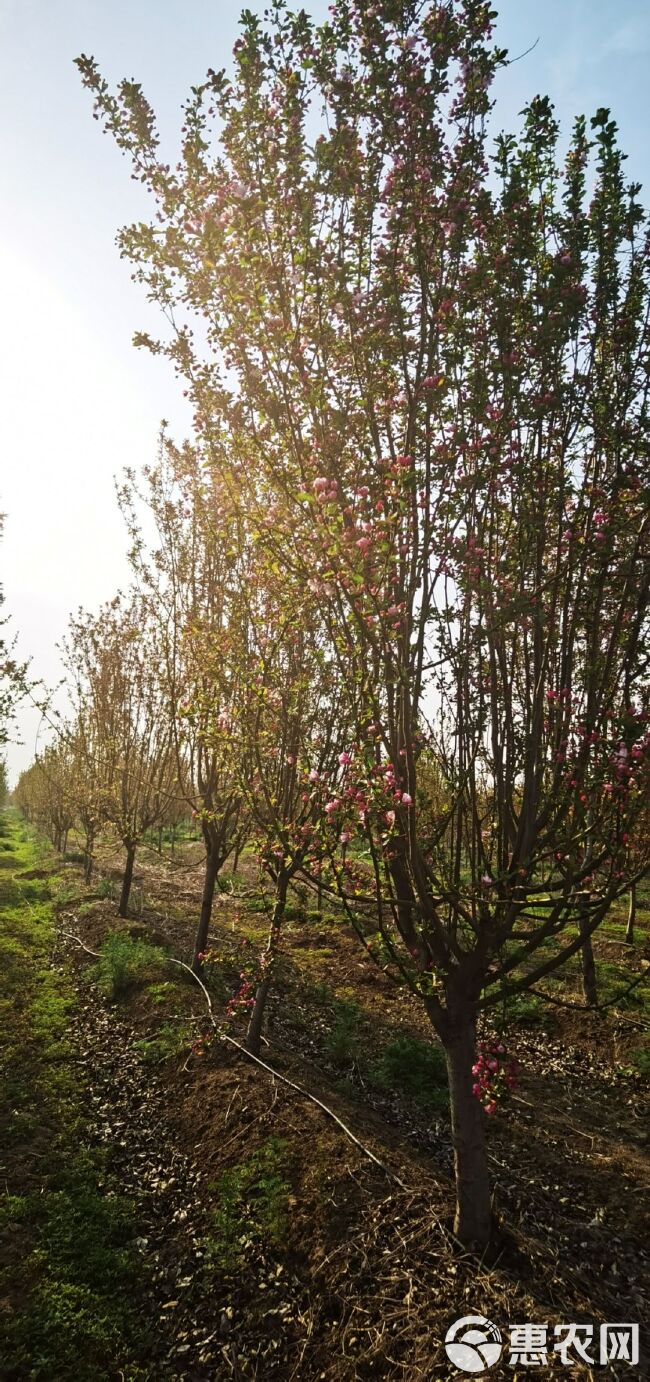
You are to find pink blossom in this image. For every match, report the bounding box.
[401,792,413,806]
[313,476,329,494]
[338,752,352,766]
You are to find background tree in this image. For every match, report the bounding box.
[0,511,30,770]
[227,562,349,1055]
[68,714,105,883]
[64,595,177,917]
[119,448,249,967]
[14,739,75,853]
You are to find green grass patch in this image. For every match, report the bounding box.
[134,1022,194,1063]
[0,811,153,1379]
[94,932,168,1000]
[325,999,363,1066]
[369,1033,448,1110]
[625,1043,650,1078]
[205,1137,291,1273]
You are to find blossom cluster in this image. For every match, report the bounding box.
[472,1040,517,1115]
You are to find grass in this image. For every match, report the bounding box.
[134,1021,194,1063]
[369,1033,448,1110]
[595,961,650,1014]
[205,1137,292,1273]
[93,932,168,1000]
[500,993,551,1029]
[325,999,363,1065]
[0,811,152,1379]
[626,1043,650,1078]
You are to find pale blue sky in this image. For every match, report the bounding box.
[2,0,649,780]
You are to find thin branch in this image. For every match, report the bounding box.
[221,1031,413,1193]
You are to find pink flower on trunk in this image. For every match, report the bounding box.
[401,792,413,806]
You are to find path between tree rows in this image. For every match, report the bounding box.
[0,815,309,1379]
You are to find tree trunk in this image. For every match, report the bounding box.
[578,893,598,1006]
[84,830,95,884]
[62,829,69,856]
[246,871,288,1056]
[157,825,163,854]
[625,883,636,946]
[192,844,220,973]
[118,842,136,918]
[443,1017,492,1250]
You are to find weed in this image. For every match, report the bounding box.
[326,999,363,1065]
[206,1137,291,1272]
[0,812,151,1378]
[370,1033,448,1110]
[77,900,97,918]
[96,877,115,900]
[146,980,177,1005]
[305,979,333,1005]
[52,879,80,906]
[500,994,551,1029]
[625,1043,650,1078]
[134,1022,194,1063]
[94,933,168,1000]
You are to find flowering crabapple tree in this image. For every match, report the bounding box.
[79,0,650,1247]
[63,596,178,917]
[0,512,31,758]
[223,561,351,1056]
[67,713,106,882]
[118,445,250,970]
[14,738,76,856]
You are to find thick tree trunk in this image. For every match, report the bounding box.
[118,842,136,918]
[192,844,220,973]
[578,894,598,1006]
[625,883,636,946]
[246,871,288,1056]
[443,1015,492,1250]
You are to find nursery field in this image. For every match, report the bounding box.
[1,809,648,1380]
[3,0,650,1378]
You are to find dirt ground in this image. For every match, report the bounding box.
[4,820,648,1379]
